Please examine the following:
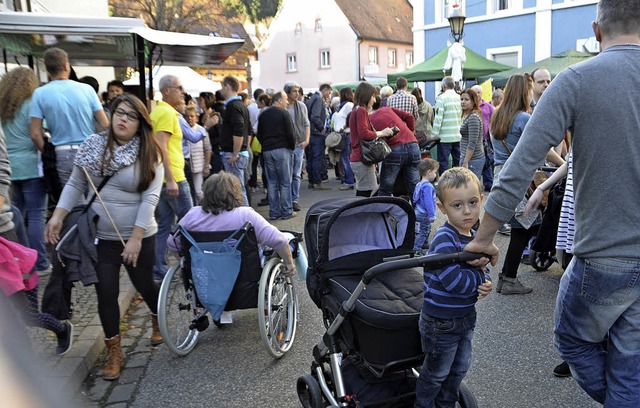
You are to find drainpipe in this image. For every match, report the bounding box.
[356,38,363,81]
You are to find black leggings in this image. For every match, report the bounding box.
[9,288,66,335]
[502,225,539,279]
[95,236,159,338]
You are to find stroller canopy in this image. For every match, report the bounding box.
[304,197,415,270]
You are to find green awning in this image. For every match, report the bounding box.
[388,45,512,83]
[478,49,596,87]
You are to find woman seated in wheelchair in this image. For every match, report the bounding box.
[167,171,296,277]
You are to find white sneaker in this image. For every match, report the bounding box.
[220,311,233,324]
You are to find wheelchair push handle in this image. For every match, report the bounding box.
[362,251,489,285]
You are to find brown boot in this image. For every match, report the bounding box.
[150,314,163,346]
[103,334,124,381]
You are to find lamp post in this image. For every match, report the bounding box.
[447,5,466,42]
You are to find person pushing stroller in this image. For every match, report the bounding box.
[416,167,492,407]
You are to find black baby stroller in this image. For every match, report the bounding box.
[297,197,479,408]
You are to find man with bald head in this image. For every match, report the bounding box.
[531,68,551,109]
[467,1,640,404]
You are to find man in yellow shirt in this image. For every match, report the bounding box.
[150,75,193,281]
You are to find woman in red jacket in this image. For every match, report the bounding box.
[348,82,393,197]
[369,98,420,198]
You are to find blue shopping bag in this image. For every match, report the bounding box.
[179,225,246,322]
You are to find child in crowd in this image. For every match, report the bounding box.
[415,167,493,408]
[413,158,439,252]
[184,106,212,203]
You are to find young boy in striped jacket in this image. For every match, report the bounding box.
[415,167,493,408]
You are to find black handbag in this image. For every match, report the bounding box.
[360,137,391,165]
[359,109,392,165]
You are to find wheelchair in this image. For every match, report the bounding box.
[157,222,302,358]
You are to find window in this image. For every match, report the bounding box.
[368,47,378,65]
[388,49,397,67]
[406,51,414,68]
[495,0,510,11]
[487,46,522,67]
[315,18,322,32]
[320,49,331,69]
[287,53,297,72]
[295,22,302,35]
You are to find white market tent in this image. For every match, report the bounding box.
[0,12,243,105]
[123,66,221,99]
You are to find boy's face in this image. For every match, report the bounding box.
[437,182,483,236]
[186,111,198,127]
[427,169,438,183]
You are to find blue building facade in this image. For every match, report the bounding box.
[412,0,598,101]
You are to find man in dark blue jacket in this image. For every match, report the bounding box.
[305,83,332,190]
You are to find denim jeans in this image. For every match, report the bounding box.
[378,142,421,197]
[416,311,476,408]
[291,146,305,203]
[306,134,326,185]
[11,178,49,270]
[482,141,494,190]
[554,256,640,407]
[464,156,485,186]
[54,148,78,185]
[263,148,293,219]
[414,211,432,251]
[437,142,461,175]
[154,180,193,278]
[222,152,249,206]
[340,133,355,186]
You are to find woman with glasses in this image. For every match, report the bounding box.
[45,93,164,381]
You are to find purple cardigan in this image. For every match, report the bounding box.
[167,206,289,254]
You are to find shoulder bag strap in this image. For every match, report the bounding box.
[81,167,125,246]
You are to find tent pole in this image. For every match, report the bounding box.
[135,34,147,107]
[147,44,155,104]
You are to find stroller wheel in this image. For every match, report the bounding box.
[529,250,555,272]
[297,374,323,408]
[457,381,478,408]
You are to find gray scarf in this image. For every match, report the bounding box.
[74,133,140,176]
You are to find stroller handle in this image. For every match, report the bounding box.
[362,252,488,285]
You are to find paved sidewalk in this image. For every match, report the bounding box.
[27,268,138,397]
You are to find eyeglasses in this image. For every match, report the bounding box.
[169,85,184,92]
[113,108,140,121]
[536,79,551,85]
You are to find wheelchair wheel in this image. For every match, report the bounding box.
[457,381,478,408]
[297,374,323,408]
[258,257,298,358]
[529,250,555,271]
[158,262,205,356]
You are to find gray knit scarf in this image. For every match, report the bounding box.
[74,133,140,176]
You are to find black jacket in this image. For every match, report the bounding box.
[220,98,250,152]
[256,107,295,152]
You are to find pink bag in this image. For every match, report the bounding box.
[0,236,38,296]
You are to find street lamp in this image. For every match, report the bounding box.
[206,70,213,80]
[447,5,466,42]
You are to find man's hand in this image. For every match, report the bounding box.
[465,239,500,267]
[227,154,238,167]
[297,140,309,149]
[45,215,64,245]
[166,179,179,198]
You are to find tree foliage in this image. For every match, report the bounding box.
[110,0,281,32]
[220,0,281,24]
[110,0,209,32]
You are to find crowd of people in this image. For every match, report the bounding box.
[1,2,638,405]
